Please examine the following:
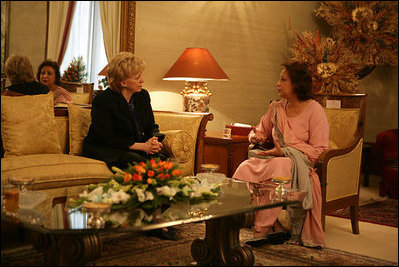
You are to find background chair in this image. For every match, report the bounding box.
[314,93,367,235]
[60,81,94,104]
[376,128,398,199]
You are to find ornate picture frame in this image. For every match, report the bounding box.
[1,1,10,76]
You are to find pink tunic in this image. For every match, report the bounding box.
[52,85,73,105]
[233,99,329,247]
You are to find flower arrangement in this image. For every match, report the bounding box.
[98,76,109,90]
[314,1,398,66]
[61,56,88,82]
[288,29,360,94]
[70,158,222,215]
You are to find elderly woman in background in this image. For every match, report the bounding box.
[4,53,49,95]
[37,60,73,105]
[233,61,329,248]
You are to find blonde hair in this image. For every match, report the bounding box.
[107,52,145,93]
[5,53,35,85]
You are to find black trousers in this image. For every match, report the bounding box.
[82,142,169,171]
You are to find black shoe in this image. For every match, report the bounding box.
[267,231,291,244]
[145,227,178,241]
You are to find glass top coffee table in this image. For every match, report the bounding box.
[2,178,305,266]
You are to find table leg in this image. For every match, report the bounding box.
[29,230,101,266]
[191,212,255,266]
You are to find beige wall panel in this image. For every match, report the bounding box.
[358,66,398,142]
[136,1,322,132]
[8,1,47,79]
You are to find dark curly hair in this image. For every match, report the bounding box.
[281,61,313,101]
[36,60,62,86]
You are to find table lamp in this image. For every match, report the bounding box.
[163,48,229,112]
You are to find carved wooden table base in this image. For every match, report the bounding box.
[30,231,101,266]
[191,212,255,266]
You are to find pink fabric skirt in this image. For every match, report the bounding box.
[233,157,326,248]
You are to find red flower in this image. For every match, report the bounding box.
[147,170,155,177]
[171,169,182,177]
[123,173,132,183]
[133,173,142,181]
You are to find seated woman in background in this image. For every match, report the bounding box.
[4,53,49,95]
[37,60,73,105]
[233,61,329,248]
[82,51,167,171]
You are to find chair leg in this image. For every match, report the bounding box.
[349,205,359,234]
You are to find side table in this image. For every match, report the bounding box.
[203,131,249,177]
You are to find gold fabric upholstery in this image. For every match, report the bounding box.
[1,154,112,190]
[162,130,194,176]
[1,93,62,157]
[69,92,91,104]
[55,116,69,154]
[326,138,363,202]
[67,104,91,155]
[324,108,359,149]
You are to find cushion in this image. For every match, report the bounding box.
[68,104,92,155]
[161,130,194,164]
[1,93,62,157]
[1,154,113,190]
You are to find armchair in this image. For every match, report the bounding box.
[315,93,367,234]
[60,81,94,104]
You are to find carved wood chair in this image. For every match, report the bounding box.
[60,81,94,104]
[314,93,367,234]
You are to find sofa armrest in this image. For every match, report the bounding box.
[154,110,213,175]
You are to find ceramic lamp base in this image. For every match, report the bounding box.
[183,93,210,112]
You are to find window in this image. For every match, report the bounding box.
[60,1,108,90]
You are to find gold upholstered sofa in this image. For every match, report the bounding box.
[1,93,213,213]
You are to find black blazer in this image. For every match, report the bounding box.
[5,81,49,95]
[83,88,161,157]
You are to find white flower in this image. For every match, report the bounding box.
[145,191,154,201]
[156,186,177,200]
[189,179,217,199]
[106,211,129,225]
[134,188,146,202]
[180,185,192,197]
[110,189,131,204]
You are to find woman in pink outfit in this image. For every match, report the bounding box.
[37,60,73,105]
[233,61,329,248]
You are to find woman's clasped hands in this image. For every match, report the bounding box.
[145,136,163,154]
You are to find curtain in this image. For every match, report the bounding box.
[47,1,75,65]
[99,1,121,61]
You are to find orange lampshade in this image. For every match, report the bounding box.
[163,48,229,81]
[98,65,108,76]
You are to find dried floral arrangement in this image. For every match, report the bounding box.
[315,1,398,66]
[288,28,360,94]
[61,56,88,83]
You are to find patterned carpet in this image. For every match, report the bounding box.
[326,198,398,227]
[1,222,397,266]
